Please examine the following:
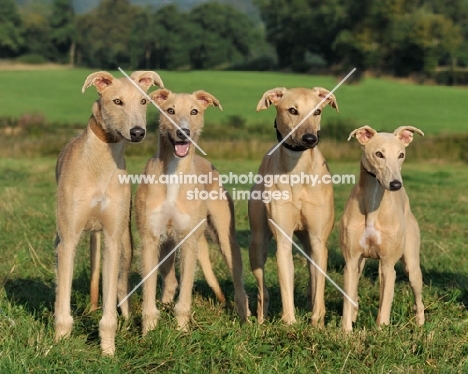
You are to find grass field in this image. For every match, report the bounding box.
[1,67,467,371]
[0,69,468,134]
[1,153,468,372]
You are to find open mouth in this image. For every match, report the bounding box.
[174,141,190,157]
[168,135,191,158]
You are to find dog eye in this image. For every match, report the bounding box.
[190,109,198,115]
[288,108,298,115]
[113,99,122,105]
[167,108,175,114]
[375,151,384,158]
[398,153,405,159]
[140,99,147,105]
[314,109,321,115]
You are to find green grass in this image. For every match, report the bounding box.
[0,69,467,134]
[1,155,468,372]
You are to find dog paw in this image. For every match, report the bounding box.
[54,315,73,341]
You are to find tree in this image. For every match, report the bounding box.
[21,11,54,59]
[129,9,153,70]
[153,5,192,69]
[189,2,257,69]
[49,0,76,65]
[75,0,138,69]
[389,10,462,75]
[0,0,24,58]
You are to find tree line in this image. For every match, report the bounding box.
[255,0,468,77]
[1,0,468,78]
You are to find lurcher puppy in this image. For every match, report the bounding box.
[55,70,163,355]
[249,87,339,325]
[340,125,425,331]
[136,89,250,334]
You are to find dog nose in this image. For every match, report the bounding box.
[176,128,190,140]
[130,126,146,142]
[389,180,402,191]
[302,133,318,146]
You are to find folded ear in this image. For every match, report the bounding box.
[393,126,424,146]
[130,71,164,92]
[348,125,377,144]
[193,90,223,110]
[256,87,287,111]
[313,87,339,113]
[149,88,172,105]
[82,71,115,94]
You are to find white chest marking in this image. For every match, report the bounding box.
[91,195,109,212]
[150,158,191,236]
[359,224,381,249]
[150,202,191,237]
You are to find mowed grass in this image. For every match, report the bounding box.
[0,69,467,134]
[1,154,468,372]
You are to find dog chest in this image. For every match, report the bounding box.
[149,201,191,237]
[359,225,382,258]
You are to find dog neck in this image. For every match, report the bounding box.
[359,161,385,227]
[83,115,126,170]
[88,115,121,144]
[274,120,308,152]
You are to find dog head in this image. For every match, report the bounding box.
[256,87,339,150]
[82,70,164,143]
[348,125,424,191]
[150,89,222,158]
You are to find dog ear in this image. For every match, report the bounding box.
[393,126,424,147]
[256,87,287,111]
[193,91,223,110]
[313,87,339,113]
[348,125,377,144]
[130,71,164,92]
[149,89,172,105]
[82,71,115,94]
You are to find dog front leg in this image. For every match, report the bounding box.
[175,238,199,331]
[275,236,296,324]
[99,234,120,355]
[249,230,270,324]
[342,255,365,331]
[305,235,327,326]
[117,222,132,318]
[141,234,161,335]
[401,253,425,326]
[376,260,396,326]
[54,232,80,341]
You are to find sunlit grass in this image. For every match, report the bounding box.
[0,156,467,372]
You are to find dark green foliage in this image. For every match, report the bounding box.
[49,0,75,64]
[0,0,24,57]
[75,0,138,69]
[256,0,467,77]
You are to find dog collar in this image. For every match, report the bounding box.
[274,120,308,152]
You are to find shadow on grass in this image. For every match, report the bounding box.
[235,229,468,322]
[4,277,54,322]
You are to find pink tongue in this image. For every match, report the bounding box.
[175,143,190,157]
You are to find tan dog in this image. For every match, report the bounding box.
[340,125,425,331]
[55,70,163,355]
[249,87,339,324]
[135,89,250,334]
